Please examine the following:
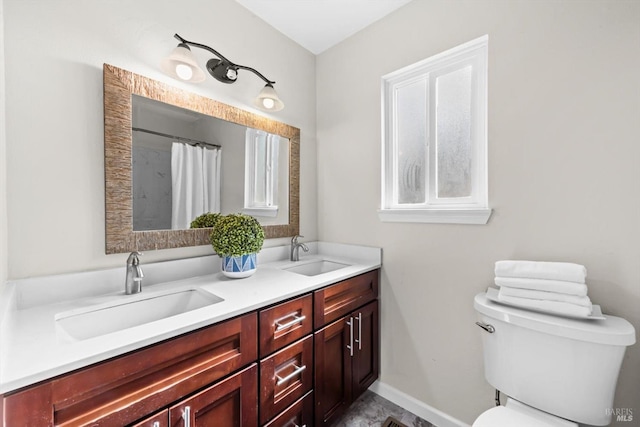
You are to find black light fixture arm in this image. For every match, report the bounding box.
[174,33,275,85]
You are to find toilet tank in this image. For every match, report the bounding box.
[474,292,635,426]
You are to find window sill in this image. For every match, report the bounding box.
[243,206,278,218]
[378,208,492,225]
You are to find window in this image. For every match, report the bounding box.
[379,35,491,224]
[244,128,280,217]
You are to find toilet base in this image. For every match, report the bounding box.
[473,398,579,427]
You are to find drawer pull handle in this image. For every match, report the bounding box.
[152,423,160,427]
[276,363,306,385]
[275,313,306,331]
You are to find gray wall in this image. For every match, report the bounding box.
[316,1,639,425]
[0,0,7,289]
[3,0,317,278]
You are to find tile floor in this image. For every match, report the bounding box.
[333,390,434,427]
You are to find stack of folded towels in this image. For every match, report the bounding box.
[495,260,593,317]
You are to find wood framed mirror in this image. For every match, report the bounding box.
[103,64,300,254]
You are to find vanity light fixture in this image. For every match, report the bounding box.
[161,33,284,112]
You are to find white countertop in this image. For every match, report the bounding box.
[0,242,381,394]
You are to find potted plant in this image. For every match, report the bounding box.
[190,212,221,229]
[209,213,265,278]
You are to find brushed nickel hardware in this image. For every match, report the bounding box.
[276,363,306,386]
[290,235,309,261]
[275,313,306,331]
[355,312,362,351]
[475,321,495,333]
[346,317,354,357]
[182,406,191,427]
[125,251,144,295]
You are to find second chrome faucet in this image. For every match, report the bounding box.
[290,235,309,261]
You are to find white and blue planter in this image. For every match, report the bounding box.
[221,253,257,279]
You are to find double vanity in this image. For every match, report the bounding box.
[0,242,381,426]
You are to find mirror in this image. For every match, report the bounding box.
[131,95,290,230]
[104,64,300,254]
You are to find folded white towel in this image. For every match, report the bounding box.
[497,294,593,317]
[495,260,587,284]
[499,286,592,308]
[495,277,588,296]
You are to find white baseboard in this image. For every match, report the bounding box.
[369,381,471,427]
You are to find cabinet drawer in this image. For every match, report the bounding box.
[314,270,379,328]
[260,294,313,357]
[129,410,169,427]
[4,312,258,426]
[260,335,313,425]
[263,391,314,427]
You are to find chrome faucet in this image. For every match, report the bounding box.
[125,251,144,294]
[290,235,309,262]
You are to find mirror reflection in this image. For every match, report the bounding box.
[131,95,290,231]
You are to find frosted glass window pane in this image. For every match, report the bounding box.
[436,66,472,198]
[396,80,427,204]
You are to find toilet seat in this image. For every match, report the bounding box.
[473,398,578,427]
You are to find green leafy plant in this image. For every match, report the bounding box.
[209,213,265,257]
[190,212,221,229]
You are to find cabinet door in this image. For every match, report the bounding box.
[352,300,379,399]
[263,391,313,427]
[169,364,258,427]
[314,317,353,426]
[129,410,168,427]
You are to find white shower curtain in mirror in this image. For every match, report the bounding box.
[171,142,222,229]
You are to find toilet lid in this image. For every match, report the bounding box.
[473,406,572,427]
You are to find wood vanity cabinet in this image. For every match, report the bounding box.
[258,270,379,427]
[2,313,258,426]
[1,269,380,427]
[313,270,379,426]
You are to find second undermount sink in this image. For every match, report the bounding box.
[283,260,350,276]
[56,288,224,341]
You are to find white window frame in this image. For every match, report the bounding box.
[379,35,491,224]
[244,128,279,217]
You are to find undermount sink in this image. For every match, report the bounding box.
[56,288,224,341]
[283,260,350,276]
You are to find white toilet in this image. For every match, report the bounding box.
[473,292,636,427]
